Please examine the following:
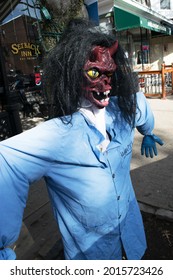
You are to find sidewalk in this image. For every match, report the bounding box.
[131,95,173,221]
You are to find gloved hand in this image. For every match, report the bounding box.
[141,134,164,158]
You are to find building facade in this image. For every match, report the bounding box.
[152,0,173,18]
[98,0,173,71]
[1,1,173,76]
[0,15,42,76]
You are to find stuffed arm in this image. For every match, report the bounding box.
[135,92,164,158]
[0,121,57,259]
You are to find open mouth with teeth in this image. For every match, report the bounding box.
[93,90,110,101]
[90,90,110,107]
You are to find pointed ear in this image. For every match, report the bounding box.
[108,41,118,56]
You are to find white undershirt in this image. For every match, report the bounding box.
[79,99,110,152]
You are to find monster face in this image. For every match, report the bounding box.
[83,41,118,108]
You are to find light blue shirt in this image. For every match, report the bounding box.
[0,92,154,260]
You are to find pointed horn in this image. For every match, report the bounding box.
[92,46,101,56]
[109,40,118,56]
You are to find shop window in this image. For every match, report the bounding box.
[137,45,149,64]
[160,0,170,9]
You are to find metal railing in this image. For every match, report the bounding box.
[0,111,13,141]
[0,104,22,141]
[138,63,173,98]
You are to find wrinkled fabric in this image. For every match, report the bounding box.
[0,248,16,260]
[0,92,154,260]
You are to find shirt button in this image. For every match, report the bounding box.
[118,214,121,219]
[117,196,120,200]
[112,173,115,178]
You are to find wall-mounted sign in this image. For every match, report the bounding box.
[11,42,41,59]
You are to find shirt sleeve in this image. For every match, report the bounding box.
[135,92,154,135]
[0,120,59,257]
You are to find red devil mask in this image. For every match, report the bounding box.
[83,41,118,108]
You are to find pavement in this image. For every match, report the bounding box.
[14,95,173,259]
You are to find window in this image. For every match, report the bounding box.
[135,0,151,7]
[160,0,170,9]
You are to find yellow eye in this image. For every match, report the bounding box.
[87,69,99,79]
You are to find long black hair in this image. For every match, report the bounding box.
[42,18,138,127]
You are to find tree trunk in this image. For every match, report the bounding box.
[39,0,86,52]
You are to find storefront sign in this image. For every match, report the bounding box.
[114,7,172,35]
[11,42,41,58]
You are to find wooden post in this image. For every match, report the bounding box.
[161,63,166,99]
[171,63,173,93]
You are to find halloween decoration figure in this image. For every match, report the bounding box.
[83,42,118,108]
[0,19,164,260]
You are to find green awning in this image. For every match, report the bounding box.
[114,7,171,35]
